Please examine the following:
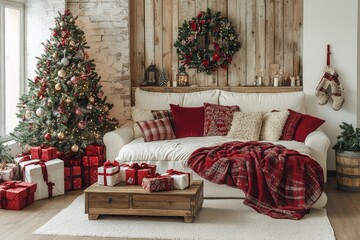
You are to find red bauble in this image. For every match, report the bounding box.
[61,39,66,46]
[34,76,39,84]
[53,31,58,37]
[98,116,103,123]
[44,133,51,141]
[97,92,104,98]
[75,108,82,115]
[74,92,79,97]
[77,120,87,129]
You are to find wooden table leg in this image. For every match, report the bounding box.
[184,216,194,223]
[88,214,99,220]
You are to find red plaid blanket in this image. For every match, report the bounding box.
[187,141,324,220]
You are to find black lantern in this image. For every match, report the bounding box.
[177,65,189,86]
[144,62,159,86]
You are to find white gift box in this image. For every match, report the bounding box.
[165,171,193,190]
[98,165,121,186]
[120,165,129,182]
[14,158,64,200]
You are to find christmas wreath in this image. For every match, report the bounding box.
[174,8,241,74]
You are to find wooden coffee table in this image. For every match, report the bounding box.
[84,180,203,223]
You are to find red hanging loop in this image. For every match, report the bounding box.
[326,44,331,66]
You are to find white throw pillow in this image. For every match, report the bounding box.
[135,88,183,110]
[227,112,263,141]
[131,107,154,138]
[260,110,289,141]
[182,89,220,107]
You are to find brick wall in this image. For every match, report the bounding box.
[25,0,131,125]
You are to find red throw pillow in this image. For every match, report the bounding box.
[170,104,204,138]
[280,110,302,140]
[136,118,176,142]
[289,109,325,142]
[203,103,240,136]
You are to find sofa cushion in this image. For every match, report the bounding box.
[151,110,174,127]
[280,110,302,140]
[203,103,240,136]
[170,104,205,138]
[131,107,154,138]
[260,110,289,141]
[219,91,305,113]
[227,112,263,141]
[182,89,220,107]
[136,118,175,142]
[135,88,183,110]
[290,109,326,142]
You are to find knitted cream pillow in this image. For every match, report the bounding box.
[260,110,289,141]
[131,107,154,138]
[227,112,263,141]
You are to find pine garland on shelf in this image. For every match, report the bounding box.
[174,8,241,74]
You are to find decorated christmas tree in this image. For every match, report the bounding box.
[12,9,119,155]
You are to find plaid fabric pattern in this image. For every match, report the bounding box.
[136,117,176,142]
[188,141,324,220]
[151,110,174,127]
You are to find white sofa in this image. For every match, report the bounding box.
[104,88,330,208]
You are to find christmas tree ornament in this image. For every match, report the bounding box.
[61,57,69,66]
[52,31,57,37]
[104,106,109,112]
[87,104,93,110]
[34,76,39,84]
[159,68,169,87]
[71,144,79,152]
[77,120,87,129]
[57,132,65,140]
[24,144,31,152]
[25,110,32,119]
[89,96,95,103]
[75,108,82,115]
[60,21,64,27]
[55,83,62,91]
[57,69,66,78]
[70,76,79,84]
[70,40,75,46]
[66,80,71,85]
[65,98,72,103]
[44,133,52,141]
[97,92,104,98]
[36,108,44,117]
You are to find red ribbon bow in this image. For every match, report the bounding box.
[104,160,120,168]
[166,169,187,175]
[100,161,120,186]
[130,163,149,169]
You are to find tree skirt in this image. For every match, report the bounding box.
[34,195,335,240]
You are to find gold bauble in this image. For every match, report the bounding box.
[71,144,79,152]
[57,69,66,78]
[57,132,65,140]
[55,83,62,90]
[53,53,58,58]
[104,106,109,112]
[89,96,95,103]
[65,98,72,103]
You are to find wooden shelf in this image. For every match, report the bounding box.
[131,86,303,106]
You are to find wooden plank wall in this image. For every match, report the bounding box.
[130,0,303,87]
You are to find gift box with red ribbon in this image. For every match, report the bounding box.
[30,146,57,161]
[86,145,105,156]
[119,164,129,182]
[30,147,42,159]
[64,166,82,191]
[98,161,120,186]
[142,174,174,192]
[0,163,16,182]
[164,169,193,190]
[64,158,81,167]
[82,155,104,167]
[82,167,98,188]
[125,163,157,185]
[15,158,64,200]
[0,181,37,210]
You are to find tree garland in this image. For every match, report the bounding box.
[174,8,241,74]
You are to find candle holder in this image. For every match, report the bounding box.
[177,65,189,86]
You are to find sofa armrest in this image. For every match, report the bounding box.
[103,120,134,161]
[304,129,330,182]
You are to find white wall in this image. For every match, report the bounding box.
[303,0,359,170]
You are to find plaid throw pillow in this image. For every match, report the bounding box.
[151,110,173,122]
[136,117,176,142]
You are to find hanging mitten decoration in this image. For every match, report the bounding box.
[159,68,168,87]
[315,45,345,111]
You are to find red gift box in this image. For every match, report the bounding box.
[82,155,104,167]
[0,181,37,210]
[41,147,57,161]
[86,145,105,156]
[30,147,42,159]
[82,167,98,188]
[142,174,174,192]
[125,163,157,185]
[64,159,81,167]
[64,166,82,191]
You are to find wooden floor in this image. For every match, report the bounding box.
[0,176,359,240]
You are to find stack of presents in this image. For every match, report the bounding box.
[0,144,193,210]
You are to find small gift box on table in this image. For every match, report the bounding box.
[119,164,130,182]
[165,169,193,190]
[15,158,64,200]
[98,161,120,186]
[125,163,157,185]
[0,162,16,182]
[30,146,57,161]
[64,166,82,191]
[142,174,174,192]
[0,181,37,210]
[82,155,104,188]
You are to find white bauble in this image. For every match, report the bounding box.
[71,144,79,152]
[36,108,44,117]
[57,69,66,78]
[61,57,69,67]
[25,110,32,119]
[55,83,62,90]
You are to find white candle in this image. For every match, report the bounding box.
[274,77,279,87]
[172,81,177,87]
[291,77,296,87]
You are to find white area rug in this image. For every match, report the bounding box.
[34,195,335,240]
